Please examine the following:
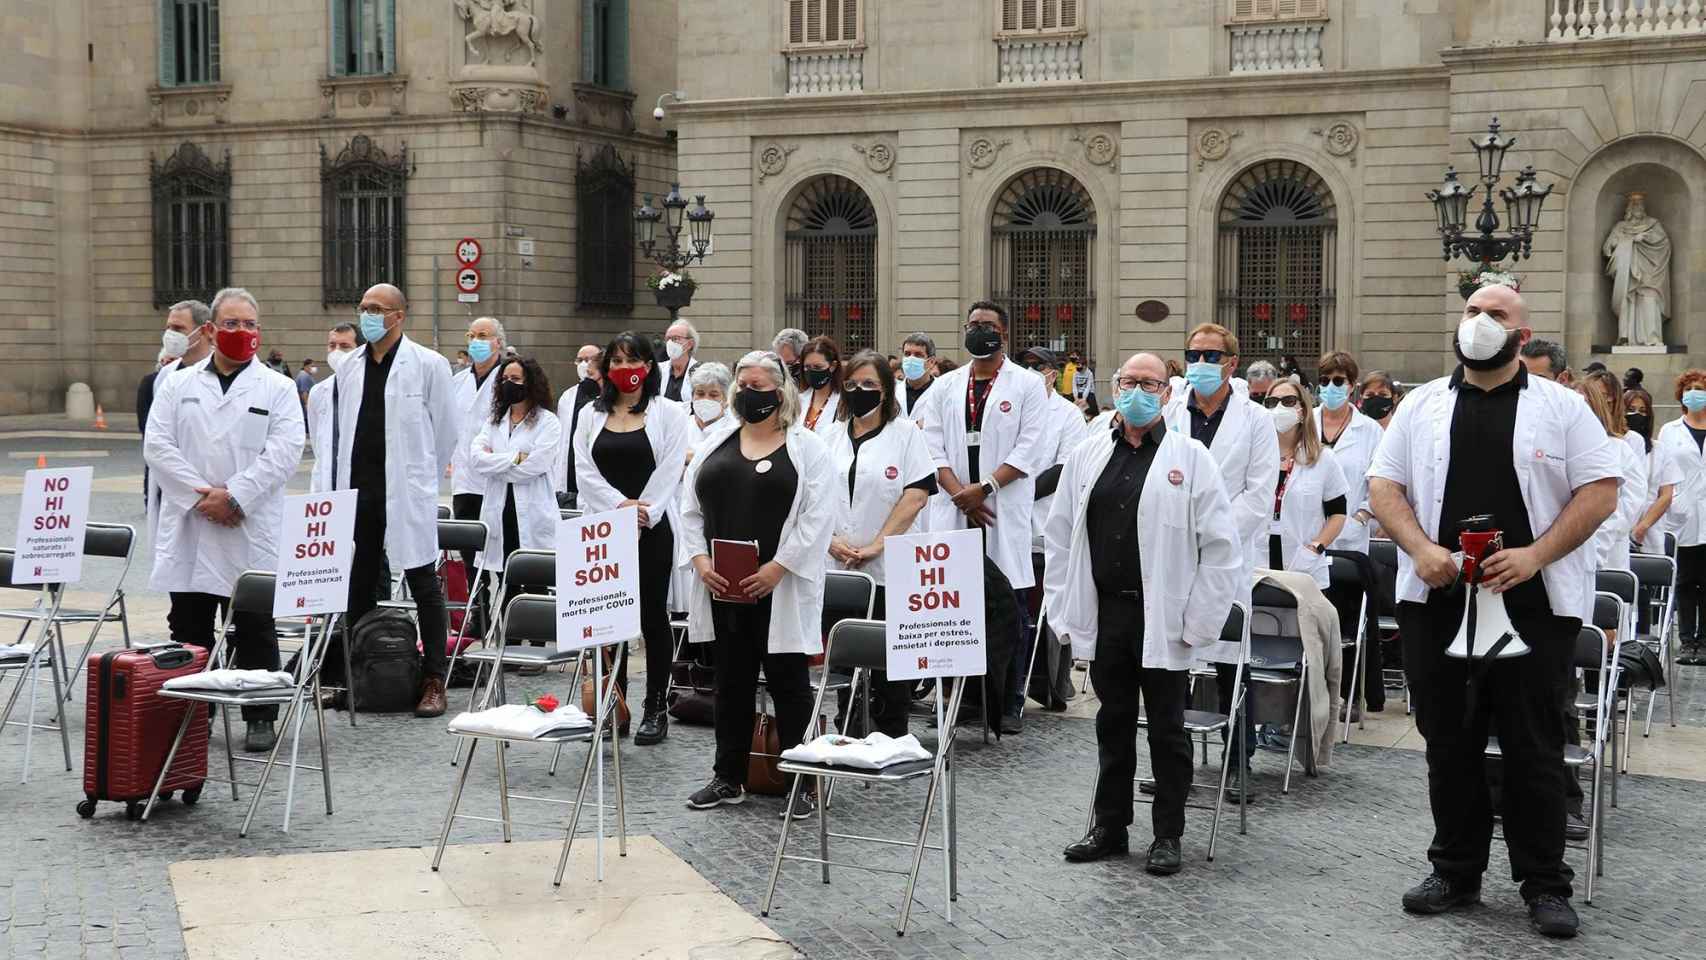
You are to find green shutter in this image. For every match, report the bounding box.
[380,0,396,74]
[329,0,347,76]
[159,0,177,86]
[608,0,629,91]
[581,0,597,83]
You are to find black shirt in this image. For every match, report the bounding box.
[664,364,690,403]
[212,358,251,395]
[1087,420,1165,595]
[1436,364,1547,615]
[349,345,396,501]
[1688,423,1706,453]
[563,379,602,495]
[965,375,994,482]
[1187,389,1229,450]
[846,420,939,501]
[591,426,656,501]
[697,434,798,565]
[904,379,932,416]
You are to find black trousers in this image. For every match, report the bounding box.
[346,496,448,680]
[451,492,488,637]
[845,586,914,738]
[167,592,279,721]
[1327,578,1385,711]
[710,597,813,787]
[1089,593,1192,839]
[1677,544,1706,643]
[1400,597,1576,900]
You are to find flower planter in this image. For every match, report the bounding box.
[653,285,695,312]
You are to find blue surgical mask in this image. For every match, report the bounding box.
[901,356,927,381]
[466,338,494,365]
[1318,382,1349,411]
[1184,361,1223,397]
[1683,389,1706,413]
[1114,387,1161,427]
[358,311,388,344]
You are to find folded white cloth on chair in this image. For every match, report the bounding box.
[781,732,932,769]
[162,669,296,693]
[447,703,593,739]
[0,643,31,661]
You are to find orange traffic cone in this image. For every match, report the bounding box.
[35,454,46,468]
[93,405,108,430]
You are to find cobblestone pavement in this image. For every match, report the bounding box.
[4,655,1703,960]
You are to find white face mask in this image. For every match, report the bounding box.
[576,361,591,380]
[161,328,190,358]
[1270,404,1301,433]
[1456,312,1509,362]
[691,398,723,423]
[326,348,354,372]
[666,340,688,361]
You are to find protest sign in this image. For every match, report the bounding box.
[882,528,986,681]
[274,490,358,617]
[555,506,641,652]
[13,467,94,584]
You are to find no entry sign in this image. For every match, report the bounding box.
[455,266,482,294]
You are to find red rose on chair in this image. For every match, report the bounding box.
[531,694,560,713]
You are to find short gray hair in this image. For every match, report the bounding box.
[668,319,700,344]
[1521,337,1567,373]
[772,328,809,358]
[734,351,799,429]
[470,316,507,346]
[902,332,936,357]
[688,360,732,396]
[169,299,212,327]
[209,287,259,321]
[1246,360,1279,382]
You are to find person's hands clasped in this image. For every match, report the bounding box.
[829,536,860,566]
[741,561,786,599]
[692,555,728,594]
[950,484,995,527]
[1414,543,1458,590]
[194,486,242,527]
[1480,545,1543,594]
[618,499,651,526]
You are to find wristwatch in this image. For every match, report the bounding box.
[1307,541,1326,555]
[980,479,999,497]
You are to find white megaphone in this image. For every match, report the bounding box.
[1445,520,1530,659]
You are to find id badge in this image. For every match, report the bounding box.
[965,431,982,448]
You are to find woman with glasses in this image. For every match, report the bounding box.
[1263,379,1348,589]
[670,361,736,615]
[827,349,937,736]
[573,331,691,744]
[1316,352,1387,718]
[798,335,845,435]
[679,351,836,814]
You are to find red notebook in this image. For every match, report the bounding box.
[711,539,760,604]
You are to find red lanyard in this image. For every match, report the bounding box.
[965,360,1001,431]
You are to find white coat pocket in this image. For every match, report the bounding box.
[240,408,270,452]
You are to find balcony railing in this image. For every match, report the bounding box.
[786,48,865,95]
[1547,0,1706,40]
[1229,20,1326,73]
[996,36,1085,84]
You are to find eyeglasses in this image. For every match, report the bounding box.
[963,320,1000,332]
[1115,376,1169,394]
[667,335,693,344]
[1263,395,1302,409]
[1184,349,1225,364]
[1319,374,1351,387]
[215,318,260,332]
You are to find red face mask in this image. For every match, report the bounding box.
[216,327,260,364]
[610,365,647,394]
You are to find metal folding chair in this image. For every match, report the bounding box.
[0,550,73,779]
[1628,553,1677,734]
[1083,602,1252,861]
[1244,582,1314,793]
[0,523,136,703]
[1326,552,1370,743]
[1367,538,1410,714]
[432,593,630,886]
[143,571,338,836]
[434,520,493,690]
[761,618,966,936]
[1594,570,1643,776]
[1587,589,1627,806]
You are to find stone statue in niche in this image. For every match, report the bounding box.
[1602,192,1671,347]
[454,0,544,67]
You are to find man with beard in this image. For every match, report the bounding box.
[1366,283,1618,939]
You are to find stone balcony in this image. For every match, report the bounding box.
[1547,0,1706,41]
[785,47,865,95]
[996,35,1085,84]
[1228,20,1327,73]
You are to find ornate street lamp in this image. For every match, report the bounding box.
[1427,116,1553,271]
[634,182,714,320]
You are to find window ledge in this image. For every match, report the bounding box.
[147,83,232,127]
[320,74,409,119]
[569,82,637,133]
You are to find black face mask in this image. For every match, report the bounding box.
[804,367,835,390]
[734,388,782,423]
[1452,329,1522,372]
[1626,412,1650,434]
[498,380,528,405]
[787,361,805,383]
[845,387,883,418]
[964,327,1002,359]
[1359,395,1394,421]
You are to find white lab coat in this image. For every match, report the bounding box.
[1592,430,1649,570]
[1366,372,1621,622]
[1267,447,1350,589]
[329,335,459,571]
[1031,391,1093,539]
[920,359,1051,589]
[144,357,187,548]
[1314,405,1385,554]
[678,421,837,655]
[571,398,691,527]
[901,379,934,419]
[1163,388,1280,610]
[827,417,935,588]
[801,388,843,437]
[144,358,306,597]
[449,362,502,496]
[470,409,563,564]
[1652,417,1706,547]
[307,378,335,493]
[1042,424,1244,669]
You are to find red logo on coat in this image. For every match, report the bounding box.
[885,466,899,480]
[999,400,1012,413]
[1168,469,1184,486]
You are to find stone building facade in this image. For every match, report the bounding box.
[673,0,1706,409]
[1,0,678,415]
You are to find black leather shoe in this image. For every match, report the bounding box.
[243,721,277,754]
[1000,710,1023,735]
[1063,826,1128,862]
[634,708,668,745]
[1401,872,1482,915]
[1565,811,1589,841]
[1526,893,1579,938]
[1145,837,1182,876]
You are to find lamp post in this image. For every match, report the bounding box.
[1426,116,1553,295]
[635,183,714,321]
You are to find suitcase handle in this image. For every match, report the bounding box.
[148,646,194,670]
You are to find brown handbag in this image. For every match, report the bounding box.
[747,712,787,796]
[579,649,630,730]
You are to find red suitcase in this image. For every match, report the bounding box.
[78,644,210,821]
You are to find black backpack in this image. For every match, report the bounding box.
[348,609,423,712]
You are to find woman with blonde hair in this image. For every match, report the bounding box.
[1262,378,1349,589]
[1579,370,1647,570]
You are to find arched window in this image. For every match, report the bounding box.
[784,175,878,351]
[990,168,1096,360]
[151,142,230,309]
[1215,159,1337,365]
[320,135,408,306]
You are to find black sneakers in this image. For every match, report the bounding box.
[1401,872,1482,914]
[686,778,745,810]
[778,791,818,820]
[1527,894,1579,938]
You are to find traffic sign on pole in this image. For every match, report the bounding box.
[455,266,482,294]
[455,237,483,266]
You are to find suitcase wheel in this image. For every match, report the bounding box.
[76,798,97,819]
[124,801,143,821]
[181,785,202,805]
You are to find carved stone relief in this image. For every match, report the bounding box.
[756,142,798,183]
[965,136,1012,175]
